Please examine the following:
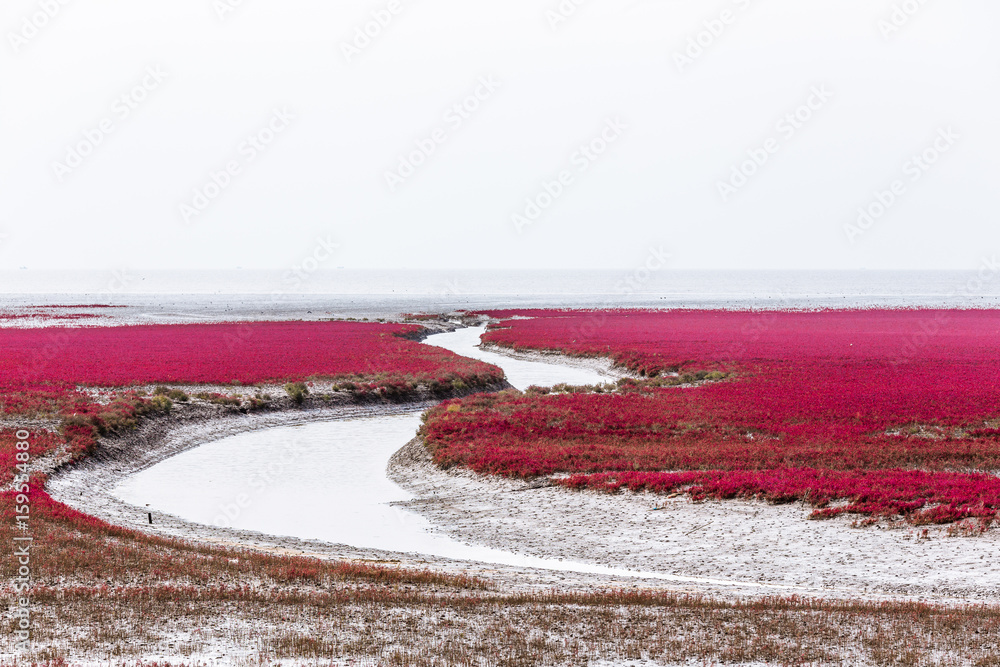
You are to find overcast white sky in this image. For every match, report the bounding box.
[0,0,996,271]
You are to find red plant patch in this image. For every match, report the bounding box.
[0,430,64,486]
[0,320,502,482]
[1,320,499,388]
[32,304,126,308]
[422,309,1000,525]
[0,312,102,321]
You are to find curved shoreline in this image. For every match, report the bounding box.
[386,434,1000,605]
[43,344,1000,605]
[45,393,718,594]
[478,341,635,380]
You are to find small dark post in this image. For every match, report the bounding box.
[147,512,153,525]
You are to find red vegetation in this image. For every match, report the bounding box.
[0,319,499,658]
[424,309,1000,525]
[0,320,501,484]
[32,304,126,308]
[1,320,499,388]
[0,304,125,322]
[0,430,64,486]
[0,312,102,321]
[0,321,501,420]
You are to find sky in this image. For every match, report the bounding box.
[0,0,997,273]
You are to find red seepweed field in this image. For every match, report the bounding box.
[421,309,1000,527]
[6,313,1000,662]
[0,320,502,483]
[0,318,515,661]
[0,319,502,413]
[0,320,499,396]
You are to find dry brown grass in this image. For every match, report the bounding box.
[5,396,1000,664]
[5,449,1000,665]
[8,590,1000,665]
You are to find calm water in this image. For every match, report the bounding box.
[112,327,715,581]
[3,270,1000,320]
[427,325,617,390]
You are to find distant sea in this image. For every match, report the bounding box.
[2,270,999,320]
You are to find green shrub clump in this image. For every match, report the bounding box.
[153,386,190,402]
[284,382,309,405]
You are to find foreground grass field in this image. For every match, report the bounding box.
[5,488,1000,665]
[4,312,1000,664]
